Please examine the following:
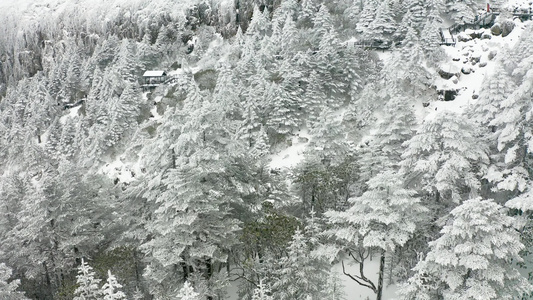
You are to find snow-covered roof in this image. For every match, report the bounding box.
[143,70,167,77]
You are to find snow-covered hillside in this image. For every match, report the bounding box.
[0,0,532,299]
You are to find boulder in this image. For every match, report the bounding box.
[491,23,502,36]
[479,61,487,67]
[470,55,481,65]
[297,136,309,143]
[461,66,473,74]
[481,32,492,40]
[451,75,459,84]
[469,31,483,39]
[472,94,479,100]
[501,20,515,37]
[438,89,459,101]
[439,68,459,79]
[488,50,497,60]
[457,33,472,42]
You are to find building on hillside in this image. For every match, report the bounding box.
[142,70,167,91]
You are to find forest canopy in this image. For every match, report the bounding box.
[0,0,532,299]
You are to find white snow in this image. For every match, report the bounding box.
[59,105,81,124]
[225,259,398,300]
[99,156,142,184]
[441,28,453,41]
[150,103,162,121]
[425,18,528,120]
[268,129,311,170]
[143,70,166,77]
[505,0,533,10]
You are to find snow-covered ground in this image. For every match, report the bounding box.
[428,18,526,119]
[99,156,143,184]
[225,260,398,300]
[59,105,82,124]
[258,12,533,300]
[268,129,311,170]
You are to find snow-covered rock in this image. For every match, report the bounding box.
[501,20,516,37]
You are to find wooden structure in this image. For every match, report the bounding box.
[513,8,533,20]
[440,28,455,46]
[346,38,402,51]
[448,11,499,35]
[142,71,167,91]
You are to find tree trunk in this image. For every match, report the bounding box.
[376,249,385,300]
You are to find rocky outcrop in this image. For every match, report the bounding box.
[439,68,460,79]
[501,20,515,37]
[491,23,502,36]
[461,66,473,74]
[481,32,492,40]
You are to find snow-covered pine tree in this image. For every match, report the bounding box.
[105,82,143,148]
[25,77,59,144]
[246,5,271,46]
[312,27,346,102]
[141,82,253,297]
[326,171,427,300]
[506,23,533,79]
[356,0,379,34]
[45,117,63,157]
[102,270,126,300]
[401,0,426,32]
[63,46,83,103]
[485,60,532,201]
[398,198,532,299]
[468,63,517,127]
[251,280,273,300]
[300,0,319,28]
[0,263,29,300]
[250,125,270,160]
[278,15,298,60]
[238,101,263,148]
[74,259,103,300]
[59,116,79,159]
[365,0,396,41]
[272,0,298,29]
[308,108,352,166]
[446,0,475,24]
[367,95,417,172]
[320,270,346,300]
[271,228,328,300]
[115,39,139,83]
[266,81,300,139]
[212,62,240,119]
[176,281,200,300]
[384,27,432,98]
[93,35,119,68]
[304,70,326,126]
[400,111,489,203]
[420,7,445,64]
[309,4,334,47]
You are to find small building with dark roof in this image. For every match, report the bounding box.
[142,71,167,91]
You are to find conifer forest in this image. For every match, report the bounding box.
[0,0,532,299]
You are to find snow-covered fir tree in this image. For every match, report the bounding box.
[0,263,29,300]
[400,111,489,203]
[326,171,428,300]
[271,228,328,300]
[102,270,127,300]
[0,0,532,299]
[251,280,273,300]
[74,259,103,300]
[176,281,200,300]
[398,198,532,299]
